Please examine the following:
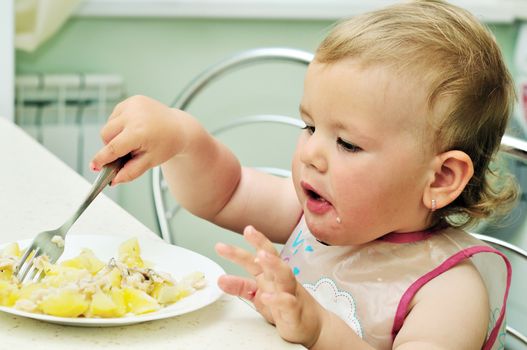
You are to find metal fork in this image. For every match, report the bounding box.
[15,156,129,283]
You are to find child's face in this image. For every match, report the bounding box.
[292,59,437,245]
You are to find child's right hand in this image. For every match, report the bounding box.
[90,95,193,185]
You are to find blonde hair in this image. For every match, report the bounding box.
[316,0,518,228]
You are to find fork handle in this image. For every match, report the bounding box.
[58,155,130,236]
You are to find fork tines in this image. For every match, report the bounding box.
[16,247,45,283]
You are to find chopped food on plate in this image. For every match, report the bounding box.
[0,238,205,318]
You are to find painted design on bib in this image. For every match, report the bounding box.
[292,229,305,248]
[303,277,363,338]
[283,228,315,276]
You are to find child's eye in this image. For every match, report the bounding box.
[302,124,315,135]
[337,137,361,152]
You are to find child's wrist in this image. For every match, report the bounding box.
[301,291,327,349]
[169,109,201,155]
[309,311,373,350]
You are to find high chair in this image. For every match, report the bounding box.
[151,47,527,349]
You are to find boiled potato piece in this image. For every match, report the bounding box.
[61,248,105,274]
[0,280,19,306]
[0,242,20,281]
[87,290,116,317]
[87,289,126,318]
[39,290,89,317]
[153,283,191,304]
[124,287,160,314]
[118,238,145,268]
[110,288,127,316]
[0,269,13,281]
[107,267,123,289]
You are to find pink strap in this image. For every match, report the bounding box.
[391,246,512,349]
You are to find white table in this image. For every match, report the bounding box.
[0,117,303,350]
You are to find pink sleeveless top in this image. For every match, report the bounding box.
[280,216,511,350]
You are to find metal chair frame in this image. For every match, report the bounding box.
[151,47,527,347]
[471,233,527,346]
[152,47,313,243]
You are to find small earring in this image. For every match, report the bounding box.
[336,217,342,224]
[431,199,437,212]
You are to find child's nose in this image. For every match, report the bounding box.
[300,133,328,172]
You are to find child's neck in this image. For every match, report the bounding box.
[379,220,447,243]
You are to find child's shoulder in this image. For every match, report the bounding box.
[396,258,489,348]
[411,256,489,308]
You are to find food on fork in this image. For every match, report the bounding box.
[50,235,65,248]
[0,237,205,318]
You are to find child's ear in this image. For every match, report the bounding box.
[423,150,474,211]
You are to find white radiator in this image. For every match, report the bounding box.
[15,74,125,200]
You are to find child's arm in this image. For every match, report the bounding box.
[218,226,491,350]
[90,95,301,243]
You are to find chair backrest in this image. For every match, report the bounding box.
[492,136,527,349]
[152,47,312,243]
[471,233,527,349]
[151,47,527,348]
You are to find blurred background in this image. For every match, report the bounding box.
[1,0,527,347]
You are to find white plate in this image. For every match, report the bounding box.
[0,234,225,327]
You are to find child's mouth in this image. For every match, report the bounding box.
[306,188,323,200]
[302,182,333,215]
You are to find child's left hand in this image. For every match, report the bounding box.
[215,226,325,348]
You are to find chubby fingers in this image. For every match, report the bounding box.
[243,226,279,256]
[243,226,283,286]
[90,100,140,178]
[215,242,262,277]
[257,249,297,294]
[217,273,275,324]
[108,99,126,121]
[111,152,152,185]
[91,129,135,169]
[99,116,124,145]
[217,275,258,301]
[90,128,150,184]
